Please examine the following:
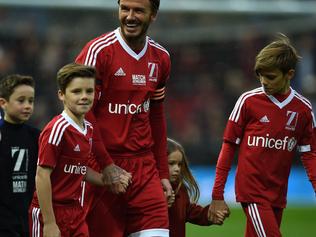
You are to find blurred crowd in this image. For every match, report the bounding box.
[0,7,315,164]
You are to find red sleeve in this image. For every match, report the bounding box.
[38,128,60,168]
[300,128,316,193]
[86,110,113,169]
[212,141,236,200]
[301,151,316,192]
[187,203,211,226]
[149,102,169,179]
[181,186,211,225]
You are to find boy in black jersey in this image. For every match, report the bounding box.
[0,74,40,237]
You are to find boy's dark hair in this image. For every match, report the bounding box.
[57,63,96,93]
[0,74,35,100]
[117,0,160,14]
[255,33,301,75]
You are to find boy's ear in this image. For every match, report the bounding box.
[286,69,295,80]
[0,98,7,109]
[57,90,64,101]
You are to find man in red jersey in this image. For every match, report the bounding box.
[76,0,172,236]
[208,34,316,237]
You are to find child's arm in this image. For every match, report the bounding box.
[35,166,60,236]
[187,202,227,226]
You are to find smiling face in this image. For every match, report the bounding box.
[168,150,183,183]
[58,77,95,123]
[0,85,34,124]
[118,0,157,50]
[258,68,293,95]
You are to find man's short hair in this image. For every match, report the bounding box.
[117,0,160,13]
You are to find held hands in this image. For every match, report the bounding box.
[208,199,230,225]
[102,164,132,194]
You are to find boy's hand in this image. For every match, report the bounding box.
[102,164,132,194]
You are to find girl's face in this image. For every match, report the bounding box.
[168,150,183,183]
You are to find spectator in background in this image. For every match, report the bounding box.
[75,0,172,236]
[0,74,40,237]
[167,138,227,237]
[208,34,316,237]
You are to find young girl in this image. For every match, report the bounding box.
[167,138,226,237]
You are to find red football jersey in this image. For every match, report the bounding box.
[32,111,94,206]
[76,28,170,156]
[224,87,315,207]
[76,29,171,179]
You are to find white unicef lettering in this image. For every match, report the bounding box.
[108,100,150,115]
[64,163,87,175]
[247,135,291,151]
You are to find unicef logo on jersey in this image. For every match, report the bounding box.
[287,137,297,152]
[143,99,150,112]
[247,134,297,152]
[108,99,150,115]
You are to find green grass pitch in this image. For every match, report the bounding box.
[186,206,316,236]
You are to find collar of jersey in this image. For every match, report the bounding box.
[61,111,87,135]
[266,87,295,109]
[115,28,148,61]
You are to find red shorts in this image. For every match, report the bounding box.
[29,203,88,237]
[86,153,169,237]
[242,203,283,237]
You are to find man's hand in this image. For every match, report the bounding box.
[102,164,132,194]
[161,178,173,201]
[208,199,230,225]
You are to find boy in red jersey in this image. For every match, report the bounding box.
[208,34,316,237]
[28,63,129,237]
[76,0,172,236]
